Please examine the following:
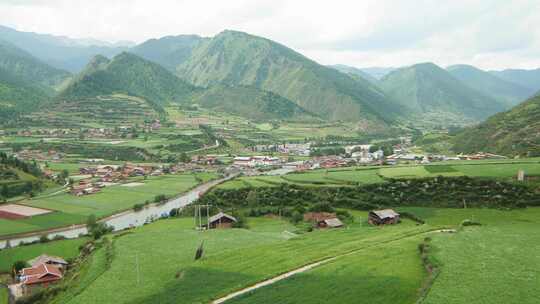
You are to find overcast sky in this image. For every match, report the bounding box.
[1,0,539,70]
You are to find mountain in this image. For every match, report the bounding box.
[191,85,314,121]
[359,67,397,80]
[489,68,540,92]
[57,52,311,122]
[379,63,506,124]
[447,64,534,107]
[0,25,127,72]
[58,52,197,111]
[176,30,400,124]
[329,64,378,84]
[131,35,206,72]
[0,40,71,91]
[453,94,540,156]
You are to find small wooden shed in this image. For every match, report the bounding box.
[207,212,237,229]
[368,209,400,225]
[304,212,344,229]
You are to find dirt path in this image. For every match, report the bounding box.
[211,228,451,304]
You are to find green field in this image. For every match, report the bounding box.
[0,173,216,237]
[4,206,539,304]
[218,161,540,189]
[48,215,432,304]
[0,286,7,304]
[0,237,89,273]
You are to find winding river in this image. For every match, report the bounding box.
[0,175,234,249]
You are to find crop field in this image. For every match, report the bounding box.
[0,237,89,273]
[0,173,216,237]
[37,207,540,304]
[218,160,540,190]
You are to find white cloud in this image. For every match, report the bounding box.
[0,0,539,70]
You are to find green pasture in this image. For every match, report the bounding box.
[230,236,424,304]
[50,216,429,304]
[424,219,540,304]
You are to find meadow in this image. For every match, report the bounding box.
[37,207,540,304]
[48,216,432,304]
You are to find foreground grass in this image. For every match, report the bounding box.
[229,237,425,304]
[0,238,89,273]
[424,222,540,304]
[0,286,7,304]
[52,216,429,304]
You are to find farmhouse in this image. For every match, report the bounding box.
[28,255,68,269]
[368,209,400,225]
[304,212,344,228]
[19,263,63,295]
[207,212,237,229]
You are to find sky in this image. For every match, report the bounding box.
[1,0,539,70]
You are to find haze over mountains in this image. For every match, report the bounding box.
[1,24,539,133]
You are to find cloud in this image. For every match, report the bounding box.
[0,0,539,70]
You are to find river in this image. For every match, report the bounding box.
[0,175,233,249]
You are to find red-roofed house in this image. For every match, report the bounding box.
[20,263,63,294]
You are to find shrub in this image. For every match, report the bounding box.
[39,235,50,243]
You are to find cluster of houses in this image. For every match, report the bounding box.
[14,149,64,162]
[251,143,312,156]
[70,179,103,196]
[233,156,281,168]
[79,163,163,182]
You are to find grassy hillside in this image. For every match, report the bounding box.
[177,30,400,125]
[447,64,534,107]
[131,35,205,71]
[58,52,197,112]
[453,94,540,156]
[380,63,505,124]
[191,85,315,121]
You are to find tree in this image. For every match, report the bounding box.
[12,261,28,275]
[1,184,8,199]
[246,190,258,207]
[179,152,190,163]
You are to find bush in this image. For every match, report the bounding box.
[461,219,482,227]
[39,235,50,243]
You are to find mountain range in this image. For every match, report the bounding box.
[378,63,506,123]
[1,24,539,131]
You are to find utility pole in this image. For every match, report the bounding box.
[135,252,140,286]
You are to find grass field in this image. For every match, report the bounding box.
[0,286,7,304]
[229,237,425,304]
[49,215,431,304]
[0,238,89,273]
[0,173,216,237]
[5,207,539,304]
[424,216,540,304]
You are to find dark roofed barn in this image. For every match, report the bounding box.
[207,212,237,229]
[368,209,400,225]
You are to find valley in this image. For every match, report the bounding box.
[0,16,539,304]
